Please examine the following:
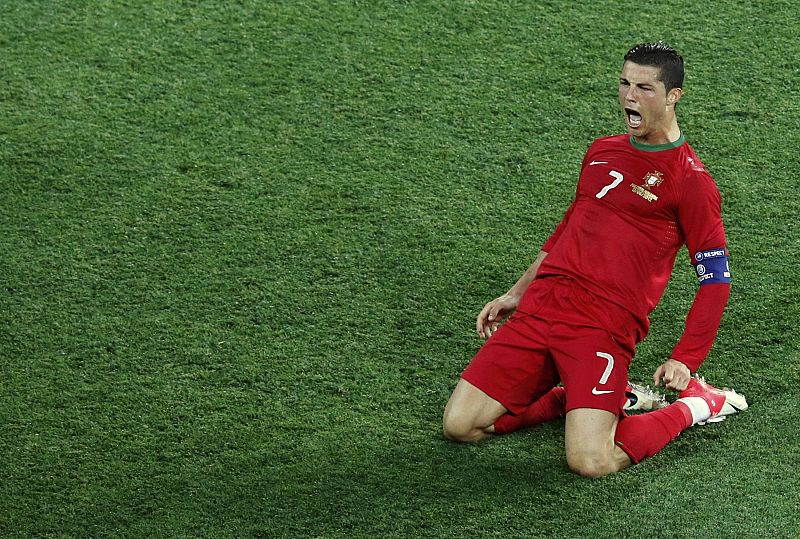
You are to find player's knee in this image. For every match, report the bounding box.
[442,410,481,443]
[566,451,616,478]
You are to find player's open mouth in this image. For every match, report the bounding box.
[625,108,642,128]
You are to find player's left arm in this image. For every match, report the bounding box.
[656,171,731,390]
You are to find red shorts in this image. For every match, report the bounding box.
[462,277,639,416]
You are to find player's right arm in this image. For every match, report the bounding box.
[476,250,548,339]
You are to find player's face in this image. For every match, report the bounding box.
[618,61,681,143]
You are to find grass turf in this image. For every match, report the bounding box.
[1,1,799,537]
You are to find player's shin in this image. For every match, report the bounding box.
[613,403,693,463]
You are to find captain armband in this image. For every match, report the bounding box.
[693,248,731,285]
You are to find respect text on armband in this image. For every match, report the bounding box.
[694,249,727,261]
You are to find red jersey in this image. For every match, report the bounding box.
[537,134,727,356]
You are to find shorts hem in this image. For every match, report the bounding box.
[565,403,625,417]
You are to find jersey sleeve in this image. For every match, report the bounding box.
[670,283,730,371]
[671,170,730,371]
[677,170,726,257]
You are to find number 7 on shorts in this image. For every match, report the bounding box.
[595,352,614,387]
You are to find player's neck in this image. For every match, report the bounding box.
[632,118,681,147]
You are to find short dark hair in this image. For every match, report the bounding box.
[624,42,684,92]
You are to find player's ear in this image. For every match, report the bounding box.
[667,87,683,107]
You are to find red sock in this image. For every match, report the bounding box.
[614,401,694,463]
[493,386,566,435]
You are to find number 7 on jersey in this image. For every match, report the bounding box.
[596,170,624,199]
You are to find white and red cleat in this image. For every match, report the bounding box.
[679,377,748,424]
[624,382,666,411]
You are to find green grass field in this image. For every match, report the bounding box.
[2,1,799,537]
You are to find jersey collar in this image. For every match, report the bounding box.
[629,132,685,152]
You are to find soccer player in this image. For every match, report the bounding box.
[442,42,747,477]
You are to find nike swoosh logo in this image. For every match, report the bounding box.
[592,387,614,395]
[589,160,608,166]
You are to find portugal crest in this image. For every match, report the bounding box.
[630,171,664,202]
[642,171,665,189]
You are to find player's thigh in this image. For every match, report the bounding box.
[564,408,618,457]
[443,378,507,434]
[564,408,629,476]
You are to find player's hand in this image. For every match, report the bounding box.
[652,359,691,391]
[476,293,520,340]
